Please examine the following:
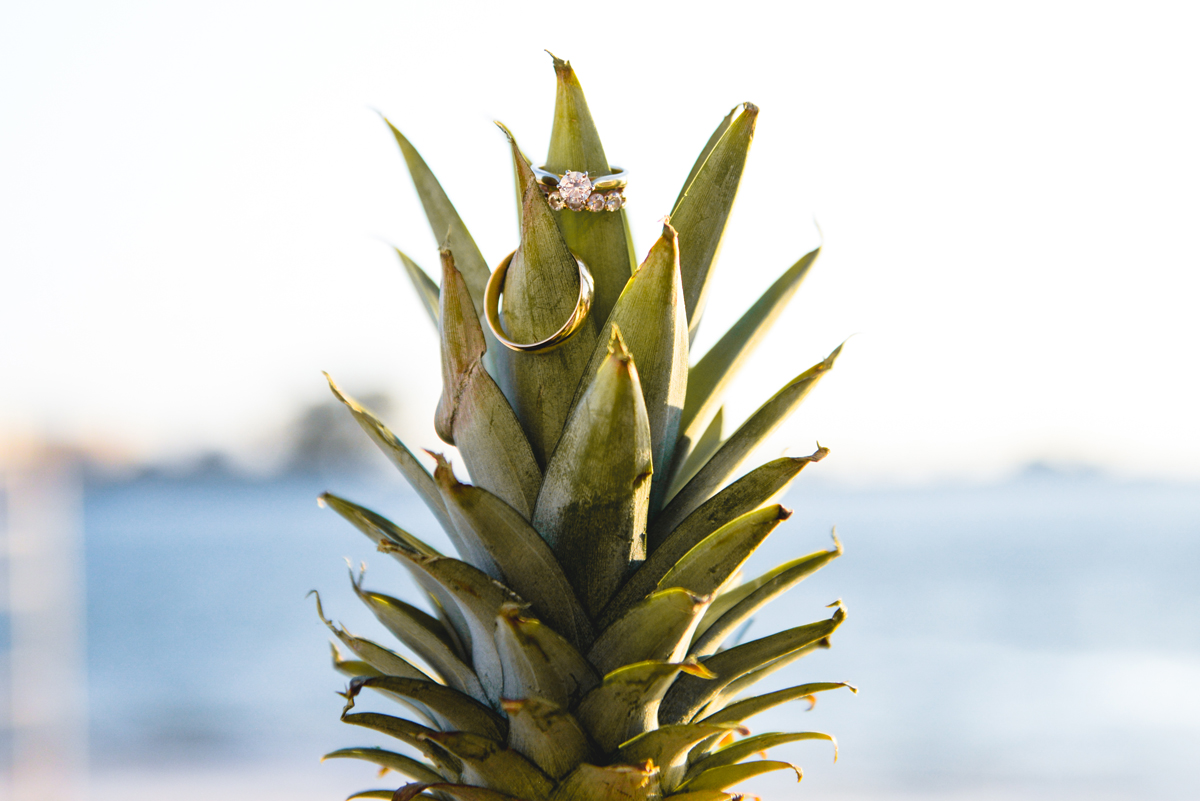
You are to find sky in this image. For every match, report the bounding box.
[2,0,1199,483]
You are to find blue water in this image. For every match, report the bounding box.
[80,470,1200,799]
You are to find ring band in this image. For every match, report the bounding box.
[485,250,595,353]
[532,167,628,213]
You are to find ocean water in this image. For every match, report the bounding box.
[66,469,1200,798]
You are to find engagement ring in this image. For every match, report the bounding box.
[532,167,628,213]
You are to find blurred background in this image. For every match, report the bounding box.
[2,1,1198,799]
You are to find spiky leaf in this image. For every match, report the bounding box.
[687,732,836,780]
[571,222,688,515]
[325,375,452,535]
[494,605,600,710]
[432,465,592,649]
[587,588,709,676]
[657,346,841,533]
[434,251,541,518]
[394,247,440,328]
[675,760,800,794]
[670,103,758,340]
[346,677,507,741]
[501,697,595,780]
[545,54,637,324]
[494,126,600,466]
[656,504,791,598]
[575,660,715,752]
[533,328,653,617]
[422,731,555,801]
[550,762,661,801]
[322,748,444,785]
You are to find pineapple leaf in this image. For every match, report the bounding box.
[575,660,716,753]
[616,723,740,793]
[313,593,436,682]
[501,697,596,780]
[670,103,758,341]
[675,760,801,794]
[422,731,555,801]
[319,494,471,658]
[345,676,507,742]
[533,327,653,618]
[350,573,483,700]
[330,643,384,680]
[691,536,842,657]
[324,374,452,536]
[394,246,440,328]
[347,791,405,800]
[494,604,601,711]
[656,345,842,534]
[550,762,662,801]
[686,732,836,781]
[604,448,826,629]
[321,748,444,785]
[570,222,688,516]
[675,245,820,474]
[340,712,461,775]
[383,117,489,317]
[587,588,710,676]
[673,106,735,212]
[698,682,858,728]
[669,407,724,500]
[656,504,792,598]
[433,461,593,650]
[394,783,519,801]
[435,253,542,518]
[494,125,600,467]
[659,605,846,726]
[545,54,637,324]
[373,549,522,706]
[662,792,737,801]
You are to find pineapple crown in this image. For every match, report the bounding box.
[315,54,852,801]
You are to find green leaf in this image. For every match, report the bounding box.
[662,792,736,801]
[422,731,555,801]
[587,588,709,677]
[313,592,436,683]
[544,54,637,324]
[323,749,443,785]
[616,723,739,793]
[532,327,653,618]
[433,461,592,650]
[550,762,662,801]
[383,117,489,317]
[668,406,724,500]
[434,253,542,518]
[501,697,596,780]
[346,791,400,800]
[324,374,452,535]
[318,494,469,651]
[670,103,758,341]
[695,681,857,729]
[393,247,440,329]
[373,548,522,706]
[656,504,792,598]
[330,642,384,680]
[658,605,846,726]
[346,677,507,742]
[494,604,600,711]
[675,760,800,794]
[656,345,841,533]
[575,660,715,753]
[691,535,842,657]
[687,732,836,780]
[570,222,688,516]
[350,571,484,701]
[493,125,600,467]
[393,783,519,801]
[603,449,826,629]
[674,246,821,477]
[340,712,460,775]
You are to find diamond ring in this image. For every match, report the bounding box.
[485,249,595,353]
[532,166,628,213]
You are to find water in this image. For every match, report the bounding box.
[75,469,1200,799]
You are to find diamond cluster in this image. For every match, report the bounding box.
[544,170,625,213]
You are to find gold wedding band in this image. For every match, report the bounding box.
[485,250,594,353]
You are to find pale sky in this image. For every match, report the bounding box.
[2,1,1198,483]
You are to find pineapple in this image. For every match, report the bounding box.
[313,55,853,801]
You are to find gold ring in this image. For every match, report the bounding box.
[485,250,595,353]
